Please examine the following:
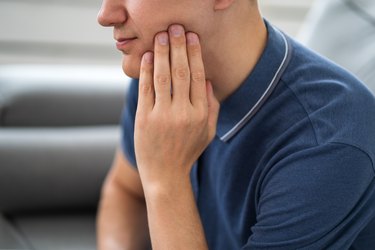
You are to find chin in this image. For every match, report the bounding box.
[121,55,141,79]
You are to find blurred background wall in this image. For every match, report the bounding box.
[0,0,315,66]
[0,0,118,65]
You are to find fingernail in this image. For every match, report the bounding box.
[187,33,199,45]
[157,33,168,45]
[144,52,153,64]
[170,25,183,37]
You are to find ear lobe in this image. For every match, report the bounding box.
[214,0,235,10]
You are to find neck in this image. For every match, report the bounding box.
[203,2,267,102]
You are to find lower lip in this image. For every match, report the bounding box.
[116,38,137,50]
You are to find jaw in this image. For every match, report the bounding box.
[122,54,142,79]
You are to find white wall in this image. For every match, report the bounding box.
[0,0,315,65]
[0,0,119,65]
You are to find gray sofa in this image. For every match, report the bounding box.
[0,65,130,250]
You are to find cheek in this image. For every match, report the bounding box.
[131,15,165,54]
[122,1,213,78]
[127,38,154,78]
[129,3,168,37]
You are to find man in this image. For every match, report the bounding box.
[298,0,375,94]
[97,0,375,249]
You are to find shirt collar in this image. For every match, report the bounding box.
[217,20,292,142]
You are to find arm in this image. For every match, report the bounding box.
[245,143,375,249]
[134,25,219,249]
[144,172,207,250]
[97,149,150,250]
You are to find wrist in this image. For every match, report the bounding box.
[141,174,193,202]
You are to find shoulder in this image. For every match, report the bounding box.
[277,37,375,165]
[249,141,375,249]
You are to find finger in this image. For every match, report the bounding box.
[154,32,172,107]
[138,52,155,112]
[169,24,190,103]
[186,32,207,108]
[206,81,220,140]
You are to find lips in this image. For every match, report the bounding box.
[116,37,137,50]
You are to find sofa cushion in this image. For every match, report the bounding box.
[0,126,119,213]
[0,214,29,249]
[8,212,96,250]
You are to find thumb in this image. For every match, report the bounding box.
[206,80,220,140]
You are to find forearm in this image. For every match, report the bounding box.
[97,181,150,250]
[143,177,208,250]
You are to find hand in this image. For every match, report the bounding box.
[134,24,220,192]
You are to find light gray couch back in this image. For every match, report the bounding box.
[0,65,131,213]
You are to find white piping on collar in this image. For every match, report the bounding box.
[220,29,291,142]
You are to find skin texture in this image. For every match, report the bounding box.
[97,150,150,250]
[134,27,219,248]
[135,28,219,188]
[97,0,267,249]
[98,0,267,101]
[98,0,214,79]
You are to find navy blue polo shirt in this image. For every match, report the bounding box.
[121,21,375,249]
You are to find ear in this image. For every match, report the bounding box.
[213,0,236,10]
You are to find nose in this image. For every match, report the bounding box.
[97,0,127,27]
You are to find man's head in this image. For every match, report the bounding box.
[98,0,260,79]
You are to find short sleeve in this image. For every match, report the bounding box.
[120,79,139,168]
[243,142,375,249]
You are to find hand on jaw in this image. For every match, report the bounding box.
[134,24,220,195]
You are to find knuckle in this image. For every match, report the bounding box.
[175,113,191,127]
[194,110,207,125]
[174,66,190,80]
[198,110,208,123]
[155,74,171,87]
[139,82,152,94]
[191,70,205,82]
